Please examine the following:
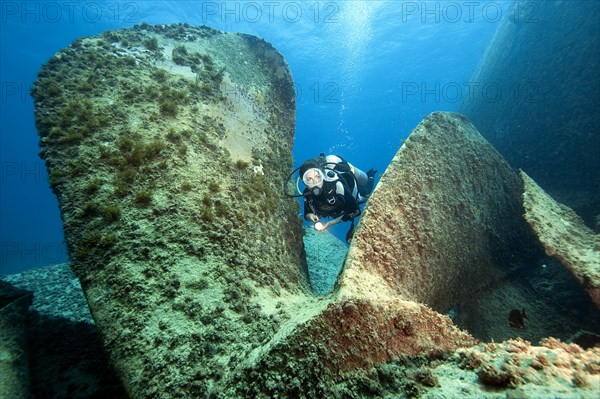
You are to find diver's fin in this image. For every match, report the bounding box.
[346,221,355,244]
[362,169,377,195]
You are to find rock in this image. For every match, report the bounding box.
[0,282,32,399]
[521,171,600,308]
[4,263,92,324]
[460,0,600,228]
[453,338,600,394]
[3,264,126,399]
[341,112,538,313]
[451,264,600,344]
[32,23,307,398]
[303,227,347,296]
[569,330,600,349]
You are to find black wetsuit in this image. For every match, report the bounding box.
[303,171,361,222]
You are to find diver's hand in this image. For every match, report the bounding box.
[307,213,319,222]
[315,215,344,232]
[315,220,334,232]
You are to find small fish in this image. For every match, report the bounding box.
[508,308,527,329]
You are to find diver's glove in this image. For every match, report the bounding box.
[306,213,319,222]
[367,169,377,178]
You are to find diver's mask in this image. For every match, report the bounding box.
[302,168,324,189]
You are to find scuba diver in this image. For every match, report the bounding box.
[286,154,377,243]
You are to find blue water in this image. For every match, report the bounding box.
[0,1,509,274]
